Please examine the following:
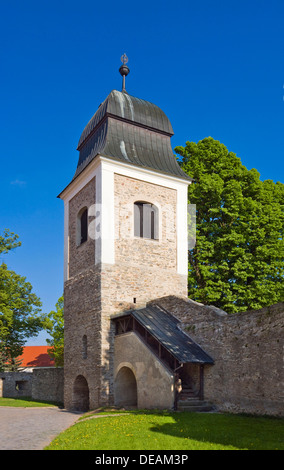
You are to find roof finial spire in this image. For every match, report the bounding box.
[119,53,130,92]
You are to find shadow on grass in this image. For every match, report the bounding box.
[145,410,284,450]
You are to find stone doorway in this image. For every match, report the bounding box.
[72,375,89,411]
[114,366,137,407]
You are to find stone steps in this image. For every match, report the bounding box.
[177,398,215,412]
[177,380,215,412]
[178,387,198,401]
[179,392,197,400]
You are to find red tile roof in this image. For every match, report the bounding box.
[19,346,55,368]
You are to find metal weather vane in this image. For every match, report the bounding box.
[121,53,129,65]
[119,53,130,92]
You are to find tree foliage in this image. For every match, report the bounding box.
[176,137,284,313]
[0,230,42,370]
[0,229,21,255]
[43,295,64,366]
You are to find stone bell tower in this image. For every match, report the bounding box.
[58,56,192,410]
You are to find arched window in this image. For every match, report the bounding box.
[77,207,88,245]
[134,201,159,240]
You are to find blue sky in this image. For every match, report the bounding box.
[0,0,283,345]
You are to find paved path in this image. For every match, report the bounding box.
[0,407,82,450]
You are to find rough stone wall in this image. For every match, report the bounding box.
[64,175,103,410]
[98,263,187,406]
[0,369,64,404]
[32,368,64,403]
[110,174,187,307]
[0,372,32,398]
[64,266,102,410]
[68,177,96,278]
[152,296,284,417]
[114,173,177,271]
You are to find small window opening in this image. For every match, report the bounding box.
[80,209,88,244]
[15,381,28,394]
[133,298,136,304]
[77,207,88,246]
[82,335,87,359]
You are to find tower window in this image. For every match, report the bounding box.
[82,335,87,359]
[77,207,88,245]
[134,202,159,240]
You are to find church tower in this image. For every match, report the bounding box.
[58,57,198,411]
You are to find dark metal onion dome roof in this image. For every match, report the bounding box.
[74,89,191,181]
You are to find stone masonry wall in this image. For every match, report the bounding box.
[64,266,102,410]
[64,175,102,410]
[100,263,187,405]
[0,372,32,398]
[114,173,177,271]
[68,177,96,278]
[151,296,284,417]
[0,369,64,404]
[32,368,64,403]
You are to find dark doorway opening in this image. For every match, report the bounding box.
[72,375,90,411]
[114,367,137,407]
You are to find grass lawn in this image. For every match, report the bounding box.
[45,410,284,450]
[0,397,61,407]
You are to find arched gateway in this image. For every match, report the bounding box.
[72,375,89,411]
[114,366,137,407]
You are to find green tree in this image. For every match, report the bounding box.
[43,295,64,366]
[0,230,42,370]
[4,354,23,372]
[0,229,21,254]
[175,137,284,313]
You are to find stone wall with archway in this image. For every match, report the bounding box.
[114,332,174,409]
